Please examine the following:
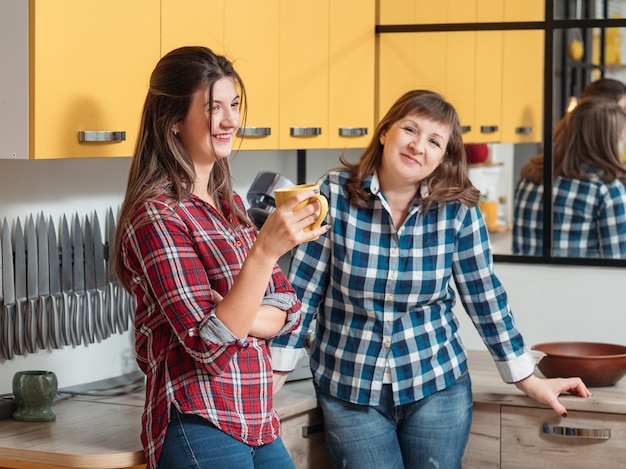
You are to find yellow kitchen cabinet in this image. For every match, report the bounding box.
[223,0,280,150]
[161,0,225,55]
[29,0,160,159]
[446,31,477,139]
[279,0,329,149]
[378,0,417,24]
[501,30,544,143]
[504,0,545,22]
[328,0,375,149]
[377,33,415,120]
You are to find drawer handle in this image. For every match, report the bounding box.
[460,125,471,133]
[290,127,322,137]
[302,423,324,437]
[338,127,368,137]
[78,131,126,142]
[515,126,532,134]
[480,125,499,133]
[542,423,611,440]
[237,127,271,137]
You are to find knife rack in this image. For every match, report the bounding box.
[0,207,135,360]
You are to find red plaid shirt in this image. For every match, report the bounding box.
[119,185,301,469]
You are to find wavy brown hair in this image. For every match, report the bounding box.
[339,90,479,211]
[113,46,248,291]
[521,97,626,184]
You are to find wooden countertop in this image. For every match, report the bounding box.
[1,351,624,468]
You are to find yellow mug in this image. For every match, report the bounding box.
[274,184,329,238]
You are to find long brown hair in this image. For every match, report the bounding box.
[339,90,479,210]
[113,46,248,290]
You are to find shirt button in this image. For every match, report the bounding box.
[235,240,243,247]
[384,340,391,348]
[390,271,397,280]
[386,293,394,301]
[390,247,399,256]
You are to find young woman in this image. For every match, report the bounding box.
[272,90,591,469]
[113,46,329,469]
[513,97,626,258]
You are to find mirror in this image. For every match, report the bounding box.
[501,1,626,264]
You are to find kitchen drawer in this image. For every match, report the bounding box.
[280,407,333,469]
[463,402,500,468]
[501,405,626,468]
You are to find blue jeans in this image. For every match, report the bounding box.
[157,407,295,469]
[316,373,473,469]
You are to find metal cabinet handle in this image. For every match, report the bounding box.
[78,131,126,142]
[237,127,271,137]
[460,125,471,133]
[542,423,611,440]
[338,127,367,137]
[515,126,532,134]
[290,127,322,137]
[480,125,499,133]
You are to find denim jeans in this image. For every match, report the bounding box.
[156,407,295,469]
[316,373,473,469]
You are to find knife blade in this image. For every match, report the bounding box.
[83,215,97,343]
[25,215,39,353]
[36,213,49,349]
[92,212,108,340]
[60,215,73,346]
[1,218,14,360]
[106,207,124,334]
[14,218,27,356]
[72,214,85,346]
[47,216,62,349]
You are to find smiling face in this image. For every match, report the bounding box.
[378,113,450,188]
[174,76,241,168]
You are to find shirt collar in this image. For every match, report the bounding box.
[367,171,430,201]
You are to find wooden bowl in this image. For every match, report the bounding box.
[532,342,626,387]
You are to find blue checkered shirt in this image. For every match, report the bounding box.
[513,173,626,258]
[271,170,533,406]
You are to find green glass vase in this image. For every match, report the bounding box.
[12,370,58,422]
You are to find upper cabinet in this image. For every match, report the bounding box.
[28,0,160,159]
[377,0,544,144]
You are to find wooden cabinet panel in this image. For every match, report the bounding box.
[279,0,329,149]
[501,406,626,468]
[29,0,160,159]
[475,30,503,143]
[161,0,224,55]
[377,34,415,121]
[504,0,545,22]
[463,402,501,469]
[224,0,280,150]
[501,30,544,143]
[328,0,375,149]
[280,407,334,469]
[446,31,477,140]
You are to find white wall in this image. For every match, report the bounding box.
[0,150,624,395]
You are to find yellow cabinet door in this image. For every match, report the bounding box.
[474,31,503,143]
[447,0,477,23]
[161,0,225,55]
[29,0,160,159]
[476,0,504,22]
[378,0,417,24]
[501,30,544,143]
[446,31,476,141]
[504,0,544,21]
[413,33,447,96]
[279,0,329,149]
[377,33,415,121]
[224,0,280,150]
[328,0,375,149]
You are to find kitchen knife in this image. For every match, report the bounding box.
[47,216,62,349]
[14,218,27,356]
[59,215,73,346]
[36,213,49,350]
[92,212,108,340]
[106,207,126,334]
[72,214,85,346]
[83,215,97,343]
[25,215,39,353]
[1,219,14,360]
